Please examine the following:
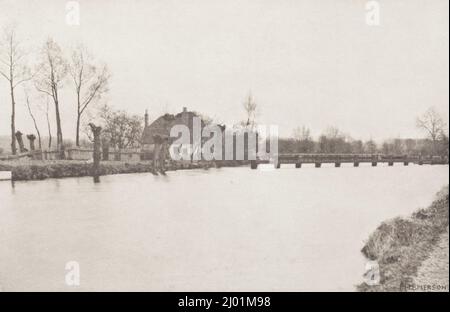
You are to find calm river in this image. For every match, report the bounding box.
[0,164,448,291]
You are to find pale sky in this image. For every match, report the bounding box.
[0,0,448,141]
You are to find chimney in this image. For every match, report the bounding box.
[181,107,188,124]
[144,109,149,127]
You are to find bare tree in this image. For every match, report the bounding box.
[43,95,52,149]
[324,126,342,140]
[69,45,110,146]
[97,104,143,150]
[416,107,447,153]
[364,139,378,154]
[293,126,311,142]
[195,112,214,125]
[242,92,258,130]
[293,126,314,153]
[318,127,348,154]
[0,25,32,154]
[35,38,68,152]
[23,88,42,149]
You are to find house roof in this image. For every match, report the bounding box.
[141,110,204,145]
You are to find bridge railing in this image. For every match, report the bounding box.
[261,154,448,164]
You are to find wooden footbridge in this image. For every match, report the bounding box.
[250,154,449,169]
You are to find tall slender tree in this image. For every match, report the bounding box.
[35,38,68,152]
[23,88,42,150]
[44,95,52,149]
[69,45,109,146]
[0,25,32,154]
[242,92,258,130]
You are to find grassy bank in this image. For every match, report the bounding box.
[411,228,448,291]
[0,160,156,180]
[0,159,247,181]
[358,186,449,291]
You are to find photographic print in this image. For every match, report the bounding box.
[0,0,448,297]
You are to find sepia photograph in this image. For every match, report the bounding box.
[0,0,448,299]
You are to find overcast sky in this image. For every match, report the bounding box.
[0,0,448,141]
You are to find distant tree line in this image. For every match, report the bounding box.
[278,108,448,157]
[278,135,448,157]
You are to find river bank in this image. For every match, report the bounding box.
[357,185,449,291]
[411,227,449,292]
[0,159,247,181]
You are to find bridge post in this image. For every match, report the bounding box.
[353,162,359,167]
[250,160,258,169]
[295,163,302,168]
[388,161,394,166]
[315,162,321,168]
[371,154,378,167]
[403,161,409,166]
[335,162,340,167]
